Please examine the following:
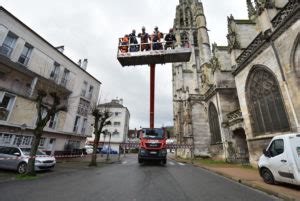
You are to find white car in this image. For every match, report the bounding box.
[258,133,300,186]
[0,146,56,174]
[84,145,94,154]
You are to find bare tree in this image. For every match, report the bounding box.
[27,90,67,176]
[89,104,111,166]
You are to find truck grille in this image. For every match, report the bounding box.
[146,143,161,148]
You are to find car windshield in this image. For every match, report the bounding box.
[20,148,46,156]
[143,129,164,139]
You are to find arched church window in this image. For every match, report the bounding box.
[185,7,193,26]
[208,103,222,144]
[246,67,290,136]
[180,9,184,26]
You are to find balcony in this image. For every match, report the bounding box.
[0,54,72,99]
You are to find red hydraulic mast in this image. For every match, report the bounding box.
[149,64,155,129]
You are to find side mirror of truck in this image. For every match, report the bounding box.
[263,149,271,158]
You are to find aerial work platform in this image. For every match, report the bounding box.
[117,35,191,66]
[117,31,192,128]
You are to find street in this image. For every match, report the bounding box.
[0,155,280,201]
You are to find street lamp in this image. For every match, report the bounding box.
[106,130,112,161]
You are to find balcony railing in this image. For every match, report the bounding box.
[18,55,30,66]
[227,109,243,124]
[271,0,299,29]
[236,33,265,66]
[0,107,8,121]
[117,34,191,66]
[0,44,13,57]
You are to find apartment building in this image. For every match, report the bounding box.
[87,99,130,152]
[0,6,101,153]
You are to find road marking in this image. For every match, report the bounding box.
[177,162,185,166]
[168,161,175,165]
[122,161,127,164]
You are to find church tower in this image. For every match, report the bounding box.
[172,0,212,157]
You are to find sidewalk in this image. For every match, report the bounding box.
[170,155,300,201]
[0,154,123,183]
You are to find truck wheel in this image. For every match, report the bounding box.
[261,168,275,184]
[162,159,166,165]
[17,162,27,174]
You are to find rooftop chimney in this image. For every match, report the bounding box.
[56,45,64,53]
[119,98,123,105]
[77,59,82,66]
[81,59,88,70]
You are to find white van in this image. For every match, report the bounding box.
[258,133,300,186]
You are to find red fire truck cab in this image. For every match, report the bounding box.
[138,128,169,164]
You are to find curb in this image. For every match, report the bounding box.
[170,157,296,201]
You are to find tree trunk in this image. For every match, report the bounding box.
[90,133,101,166]
[27,128,42,176]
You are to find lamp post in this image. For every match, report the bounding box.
[106,130,112,161]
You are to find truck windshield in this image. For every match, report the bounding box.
[143,129,164,139]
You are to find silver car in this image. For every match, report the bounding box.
[0,146,56,174]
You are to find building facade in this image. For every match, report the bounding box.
[87,99,130,152]
[172,0,299,165]
[172,0,212,158]
[0,7,101,154]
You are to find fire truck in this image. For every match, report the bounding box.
[138,128,169,164]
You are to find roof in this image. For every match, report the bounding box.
[234,19,256,25]
[99,100,124,108]
[98,100,130,116]
[0,6,101,85]
[273,133,300,139]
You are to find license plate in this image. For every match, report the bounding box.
[150,151,157,154]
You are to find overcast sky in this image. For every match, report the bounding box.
[1,0,248,129]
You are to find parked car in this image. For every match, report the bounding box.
[83,145,93,154]
[258,133,300,186]
[100,146,118,154]
[0,146,56,174]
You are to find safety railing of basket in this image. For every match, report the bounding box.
[118,33,190,54]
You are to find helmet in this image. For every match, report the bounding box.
[142,26,145,30]
[132,29,136,33]
[154,26,158,30]
[169,28,174,32]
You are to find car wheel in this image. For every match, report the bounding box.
[17,162,27,174]
[262,168,275,184]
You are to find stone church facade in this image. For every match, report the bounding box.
[172,0,299,165]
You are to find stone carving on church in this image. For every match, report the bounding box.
[255,0,275,14]
[211,43,221,73]
[247,0,256,18]
[227,15,240,52]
